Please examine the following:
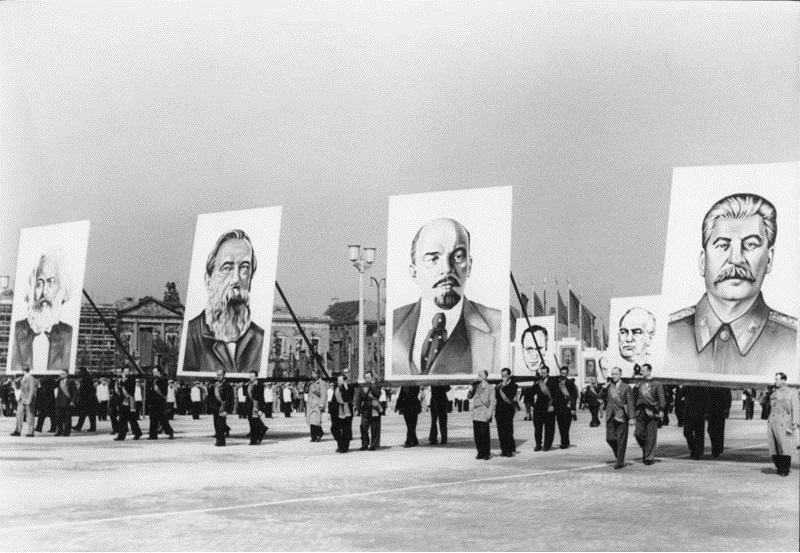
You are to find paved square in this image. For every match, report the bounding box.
[0,409,797,551]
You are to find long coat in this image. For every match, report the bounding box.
[467,382,496,422]
[767,386,799,456]
[305,378,327,426]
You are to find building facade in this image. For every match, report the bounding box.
[325,299,385,380]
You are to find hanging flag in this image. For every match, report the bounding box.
[602,324,609,350]
[533,292,545,316]
[582,305,595,345]
[519,292,530,316]
[557,291,568,325]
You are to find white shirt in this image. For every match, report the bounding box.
[282,388,292,402]
[327,388,334,402]
[32,333,50,374]
[237,387,246,401]
[412,298,464,371]
[264,388,274,402]
[191,386,202,402]
[134,386,142,402]
[97,383,110,402]
[166,386,176,403]
[225,342,237,366]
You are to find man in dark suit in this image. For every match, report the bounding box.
[706,386,732,458]
[147,367,174,440]
[54,369,77,436]
[35,377,57,433]
[392,218,503,375]
[10,252,74,374]
[115,368,142,441]
[550,366,578,449]
[207,369,234,446]
[428,385,450,445]
[530,366,556,451]
[333,374,354,453]
[73,367,97,432]
[183,230,265,374]
[495,368,518,457]
[583,377,602,427]
[395,385,421,447]
[600,367,636,469]
[666,193,797,377]
[244,370,266,445]
[355,371,382,451]
[633,364,666,465]
[682,385,708,459]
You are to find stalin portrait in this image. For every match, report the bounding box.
[665,193,797,376]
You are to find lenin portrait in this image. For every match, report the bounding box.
[10,252,73,374]
[183,230,265,374]
[391,218,503,375]
[665,193,797,376]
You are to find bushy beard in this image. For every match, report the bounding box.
[205,279,251,342]
[27,294,64,335]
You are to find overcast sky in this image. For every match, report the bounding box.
[1,1,798,327]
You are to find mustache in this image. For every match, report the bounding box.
[714,264,755,284]
[433,276,460,289]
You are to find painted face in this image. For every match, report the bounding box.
[701,215,773,304]
[562,349,574,367]
[618,310,653,363]
[207,239,254,300]
[33,256,61,308]
[521,330,547,372]
[410,219,471,309]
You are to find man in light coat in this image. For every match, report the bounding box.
[11,366,37,437]
[467,370,496,460]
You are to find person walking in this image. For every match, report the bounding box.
[600,367,636,469]
[531,366,556,451]
[633,364,665,465]
[54,369,78,437]
[35,377,57,433]
[147,367,174,440]
[395,385,421,448]
[73,368,97,432]
[96,379,110,422]
[191,381,203,419]
[495,368,518,457]
[333,374,354,453]
[583,377,602,427]
[282,385,293,417]
[428,385,450,445]
[356,371,382,451]
[115,368,142,441]
[707,387,732,458]
[682,385,708,459]
[305,369,326,442]
[767,372,799,476]
[11,365,37,437]
[208,370,234,447]
[245,370,267,445]
[467,370,495,460]
[551,366,578,449]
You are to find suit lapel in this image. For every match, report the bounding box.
[463,300,495,372]
[234,326,254,372]
[211,341,235,373]
[393,302,421,375]
[428,316,471,374]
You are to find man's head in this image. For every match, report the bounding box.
[589,376,597,385]
[408,218,472,310]
[559,366,569,379]
[337,373,348,386]
[641,363,653,378]
[477,369,488,382]
[59,369,68,380]
[774,371,787,387]
[618,307,656,363]
[364,370,374,383]
[610,366,622,383]
[699,194,776,305]
[501,367,511,380]
[122,368,130,379]
[204,230,257,342]
[153,367,161,377]
[539,365,550,379]
[521,325,548,373]
[26,252,71,334]
[248,370,257,382]
[216,369,226,382]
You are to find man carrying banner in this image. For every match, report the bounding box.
[356,371,383,451]
[208,369,234,447]
[531,366,556,451]
[333,374,354,453]
[600,367,636,469]
[551,366,578,449]
[495,368,518,457]
[305,368,326,442]
[633,364,665,465]
[245,370,267,445]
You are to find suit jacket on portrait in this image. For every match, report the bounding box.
[11,319,73,373]
[183,312,265,374]
[392,299,502,375]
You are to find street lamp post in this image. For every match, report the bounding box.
[348,245,375,383]
[370,276,385,379]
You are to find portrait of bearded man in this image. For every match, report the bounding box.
[10,252,74,373]
[183,229,265,374]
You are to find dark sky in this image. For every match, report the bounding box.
[1,1,798,328]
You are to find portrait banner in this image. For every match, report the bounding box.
[607,295,667,379]
[513,315,555,377]
[661,162,799,385]
[556,339,581,378]
[177,206,282,379]
[385,186,512,381]
[6,220,91,375]
[581,347,600,387]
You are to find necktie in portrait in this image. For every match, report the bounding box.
[421,313,447,374]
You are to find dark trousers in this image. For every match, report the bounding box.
[683,416,705,458]
[336,416,352,452]
[309,424,323,440]
[606,418,629,467]
[744,403,754,420]
[473,420,491,458]
[192,402,201,419]
[282,403,292,417]
[556,410,573,447]
[213,414,227,445]
[403,412,419,445]
[149,402,174,438]
[117,408,141,439]
[331,416,342,444]
[707,414,726,456]
[249,416,267,443]
[98,401,108,421]
[75,407,96,431]
[496,410,516,455]
[36,410,56,432]
[588,405,600,426]
[109,406,120,434]
[264,402,273,418]
[55,406,72,435]
[675,403,685,427]
[429,405,448,444]
[360,416,381,449]
[533,410,556,449]
[634,412,659,461]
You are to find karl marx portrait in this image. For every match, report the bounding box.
[392,218,502,375]
[666,193,797,376]
[184,230,265,373]
[10,252,73,373]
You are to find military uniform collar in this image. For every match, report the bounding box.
[694,293,769,356]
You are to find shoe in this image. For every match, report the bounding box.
[475,454,482,459]
[54,432,63,437]
[215,442,225,447]
[429,440,439,446]
[88,428,96,432]
[542,447,551,452]
[168,434,174,440]
[24,434,34,437]
[359,446,369,451]
[114,436,125,441]
[72,427,80,431]
[133,434,141,440]
[501,453,512,457]
[10,431,20,437]
[369,446,377,451]
[534,446,542,451]
[483,455,491,460]
[614,464,624,469]
[643,460,654,466]
[560,445,569,449]
[147,436,158,440]
[403,443,412,448]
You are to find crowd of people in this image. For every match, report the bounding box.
[4,363,799,476]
